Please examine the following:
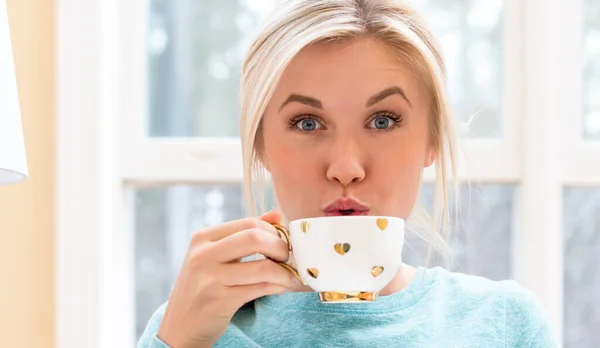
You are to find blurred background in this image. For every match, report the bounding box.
[0,0,598,347]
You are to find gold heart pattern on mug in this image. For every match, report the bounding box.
[307,268,319,278]
[334,243,351,255]
[300,218,396,292]
[371,266,384,277]
[376,218,388,231]
[311,243,384,279]
[307,265,384,279]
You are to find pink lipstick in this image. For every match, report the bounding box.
[322,198,370,216]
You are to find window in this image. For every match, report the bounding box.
[405,184,514,281]
[134,185,244,335]
[146,1,278,137]
[562,1,600,346]
[413,0,504,137]
[563,189,600,348]
[56,0,600,347]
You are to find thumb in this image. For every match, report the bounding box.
[259,209,283,225]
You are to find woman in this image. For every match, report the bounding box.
[138,1,558,347]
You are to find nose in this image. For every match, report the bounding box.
[325,139,366,187]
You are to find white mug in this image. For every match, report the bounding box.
[271,216,405,303]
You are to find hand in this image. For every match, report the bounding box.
[156,210,294,348]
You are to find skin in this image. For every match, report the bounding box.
[261,37,436,294]
[157,37,437,347]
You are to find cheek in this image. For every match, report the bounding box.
[376,164,421,214]
[263,133,321,207]
[370,138,426,217]
[266,137,318,181]
[271,156,317,186]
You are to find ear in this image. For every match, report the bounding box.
[424,146,436,168]
[259,151,270,172]
[254,128,270,172]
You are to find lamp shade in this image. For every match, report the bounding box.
[0,0,28,185]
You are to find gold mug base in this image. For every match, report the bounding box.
[318,291,378,303]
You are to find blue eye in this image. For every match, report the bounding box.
[296,118,322,131]
[369,116,392,130]
[372,117,391,129]
[367,111,402,130]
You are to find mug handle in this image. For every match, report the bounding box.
[269,223,306,286]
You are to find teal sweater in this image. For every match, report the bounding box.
[138,267,558,347]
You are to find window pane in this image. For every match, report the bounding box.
[147,0,503,138]
[404,184,514,280]
[413,0,504,138]
[147,0,279,137]
[134,185,244,338]
[583,0,600,140]
[563,188,600,348]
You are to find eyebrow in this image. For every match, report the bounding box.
[279,94,323,111]
[278,86,412,112]
[366,86,412,108]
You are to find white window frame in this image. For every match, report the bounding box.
[55,0,599,347]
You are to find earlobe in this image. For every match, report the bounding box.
[424,148,436,168]
[260,153,270,172]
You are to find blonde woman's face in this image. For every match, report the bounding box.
[261,38,435,222]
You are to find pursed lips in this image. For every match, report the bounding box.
[322,197,370,216]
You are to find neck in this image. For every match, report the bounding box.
[379,263,418,296]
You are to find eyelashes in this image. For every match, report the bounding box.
[288,111,403,132]
[287,114,324,130]
[369,111,402,126]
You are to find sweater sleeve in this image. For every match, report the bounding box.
[137,302,171,348]
[502,284,559,347]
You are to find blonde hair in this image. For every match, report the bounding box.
[240,0,459,262]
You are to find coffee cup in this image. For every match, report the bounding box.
[269,216,405,303]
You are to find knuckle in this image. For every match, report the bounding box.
[198,272,225,295]
[245,228,265,247]
[242,218,260,230]
[201,284,221,302]
[187,244,212,264]
[257,259,274,274]
[202,276,221,294]
[190,228,209,244]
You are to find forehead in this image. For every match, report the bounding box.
[274,37,422,104]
